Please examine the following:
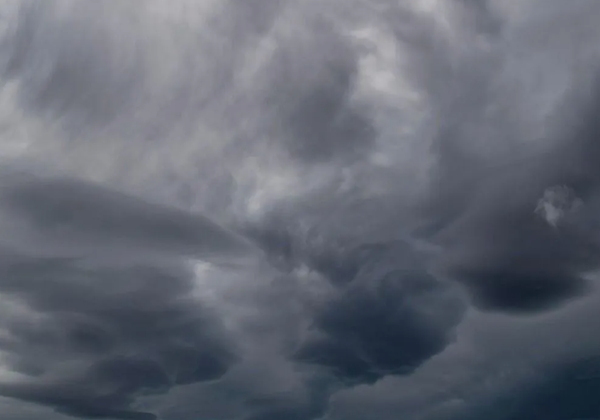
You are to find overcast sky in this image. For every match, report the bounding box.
[1,1,600,419]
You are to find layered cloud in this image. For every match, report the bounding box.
[1,1,600,419]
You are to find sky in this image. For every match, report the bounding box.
[0,1,600,419]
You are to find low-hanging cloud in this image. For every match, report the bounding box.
[0,177,249,420]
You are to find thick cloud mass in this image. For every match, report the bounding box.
[0,179,241,419]
[293,240,464,384]
[1,0,600,419]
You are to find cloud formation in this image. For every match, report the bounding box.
[1,0,600,419]
[0,177,247,419]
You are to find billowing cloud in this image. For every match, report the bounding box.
[293,240,464,384]
[0,177,247,419]
[1,0,600,419]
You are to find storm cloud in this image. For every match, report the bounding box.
[1,0,600,419]
[0,176,248,419]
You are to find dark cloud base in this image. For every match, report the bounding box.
[0,178,242,419]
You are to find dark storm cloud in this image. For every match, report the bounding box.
[0,254,237,420]
[293,240,464,384]
[0,175,258,262]
[385,0,600,314]
[247,213,465,385]
[0,177,244,420]
[2,0,600,419]
[430,74,600,313]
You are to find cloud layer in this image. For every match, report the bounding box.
[1,0,600,419]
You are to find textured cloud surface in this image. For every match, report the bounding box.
[1,0,600,419]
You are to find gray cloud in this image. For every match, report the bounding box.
[0,177,247,419]
[262,19,375,163]
[292,240,464,384]
[430,69,600,313]
[0,253,237,420]
[0,175,258,262]
[1,0,600,419]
